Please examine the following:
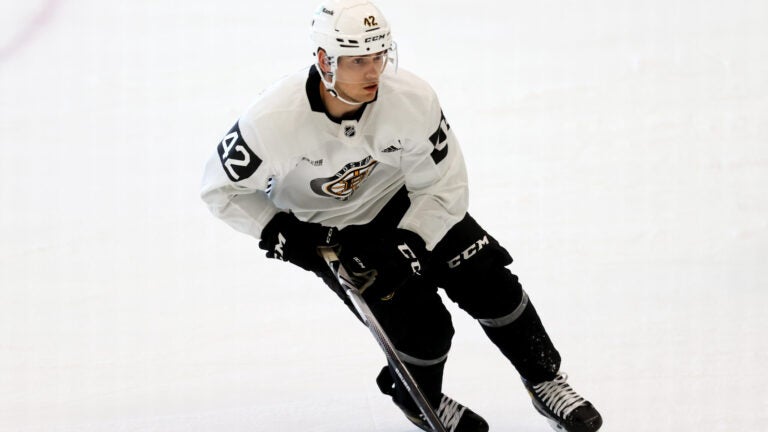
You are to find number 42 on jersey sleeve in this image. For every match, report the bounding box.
[217,122,262,182]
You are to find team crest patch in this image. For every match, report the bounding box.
[310,156,378,201]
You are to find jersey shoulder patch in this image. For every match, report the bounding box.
[217,122,262,182]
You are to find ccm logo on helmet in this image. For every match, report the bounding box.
[365,34,386,43]
[447,235,490,268]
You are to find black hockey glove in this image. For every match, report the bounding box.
[338,228,427,299]
[258,212,338,271]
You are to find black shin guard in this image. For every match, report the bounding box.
[481,299,561,384]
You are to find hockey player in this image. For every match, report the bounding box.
[200,1,603,431]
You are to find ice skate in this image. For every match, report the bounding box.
[522,372,602,432]
[398,394,489,432]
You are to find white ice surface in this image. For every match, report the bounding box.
[1,0,767,431]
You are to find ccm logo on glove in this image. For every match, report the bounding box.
[259,212,338,271]
[397,243,422,275]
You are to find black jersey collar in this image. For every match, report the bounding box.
[305,66,376,124]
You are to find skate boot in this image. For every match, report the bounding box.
[522,371,602,432]
[376,365,488,432]
[398,394,489,432]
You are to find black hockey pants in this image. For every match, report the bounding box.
[311,188,561,413]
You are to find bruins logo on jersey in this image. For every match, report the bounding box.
[310,156,378,201]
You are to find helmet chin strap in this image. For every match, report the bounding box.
[314,62,366,107]
[327,88,365,106]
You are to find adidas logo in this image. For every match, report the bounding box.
[381,145,401,153]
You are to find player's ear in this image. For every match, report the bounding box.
[317,48,331,74]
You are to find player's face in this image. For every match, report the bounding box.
[334,51,388,103]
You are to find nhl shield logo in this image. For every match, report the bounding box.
[344,125,356,137]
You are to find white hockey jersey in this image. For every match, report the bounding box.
[200,66,469,250]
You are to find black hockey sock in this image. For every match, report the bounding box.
[481,300,561,384]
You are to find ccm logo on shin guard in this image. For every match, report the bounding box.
[447,235,490,268]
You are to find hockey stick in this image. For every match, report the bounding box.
[318,247,447,432]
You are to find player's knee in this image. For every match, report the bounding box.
[393,318,454,364]
[477,287,529,329]
[443,264,527,321]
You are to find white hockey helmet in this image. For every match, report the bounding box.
[310,0,394,58]
[310,0,398,104]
